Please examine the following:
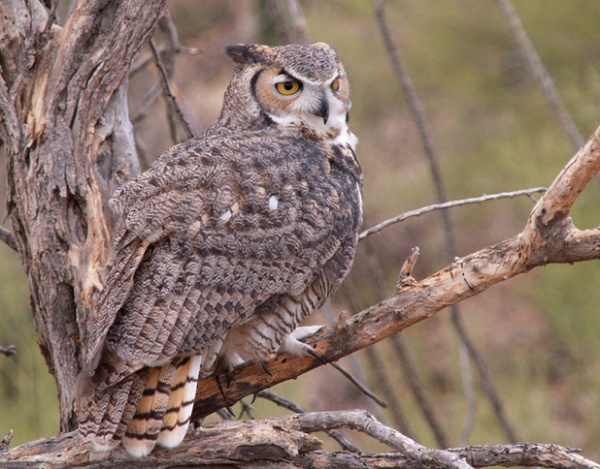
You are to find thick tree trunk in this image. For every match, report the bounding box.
[0,0,166,432]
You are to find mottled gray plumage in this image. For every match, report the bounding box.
[77,42,363,457]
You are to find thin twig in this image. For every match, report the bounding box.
[397,246,420,285]
[390,334,450,448]
[363,346,415,438]
[0,226,18,251]
[358,240,420,439]
[43,0,60,33]
[149,39,197,142]
[237,399,255,419]
[129,11,201,77]
[451,312,519,443]
[328,359,387,408]
[457,343,475,446]
[131,83,162,127]
[216,408,233,420]
[321,301,389,423]
[292,410,474,469]
[360,187,547,240]
[130,44,202,77]
[497,0,584,150]
[258,390,361,453]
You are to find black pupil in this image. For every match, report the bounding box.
[284,81,295,90]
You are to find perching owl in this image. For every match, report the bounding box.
[77,42,363,457]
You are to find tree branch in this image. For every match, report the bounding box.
[4,411,599,468]
[188,125,600,422]
[497,0,584,150]
[359,187,547,240]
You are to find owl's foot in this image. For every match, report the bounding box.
[260,360,273,376]
[278,325,324,357]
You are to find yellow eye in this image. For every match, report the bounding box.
[276,79,302,95]
[331,78,340,92]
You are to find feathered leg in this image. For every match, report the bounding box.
[122,363,176,457]
[157,354,202,448]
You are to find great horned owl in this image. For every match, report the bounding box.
[77,42,363,457]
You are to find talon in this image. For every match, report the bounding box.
[261,361,273,376]
[278,325,325,357]
[306,346,328,365]
[215,374,234,407]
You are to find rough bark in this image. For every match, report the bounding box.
[0,0,167,432]
[2,411,598,468]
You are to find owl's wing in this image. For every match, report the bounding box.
[86,130,361,388]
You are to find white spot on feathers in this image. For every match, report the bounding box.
[268,195,279,211]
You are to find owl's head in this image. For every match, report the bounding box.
[219,43,353,141]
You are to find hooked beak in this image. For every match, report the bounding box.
[314,95,329,125]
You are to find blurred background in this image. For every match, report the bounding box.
[1,0,600,458]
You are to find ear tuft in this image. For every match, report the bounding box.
[225,44,270,65]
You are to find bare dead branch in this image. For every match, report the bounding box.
[374,0,453,248]
[451,309,520,443]
[149,39,197,141]
[0,430,13,454]
[129,11,201,77]
[287,0,309,44]
[364,345,416,438]
[291,410,474,469]
[397,246,420,286]
[4,412,600,468]
[258,390,361,453]
[325,359,388,407]
[497,0,584,150]
[267,0,310,44]
[457,344,475,446]
[390,334,450,448]
[360,186,547,238]
[452,443,600,469]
